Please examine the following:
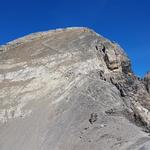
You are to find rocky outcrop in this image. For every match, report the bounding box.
[144,72,150,93]
[0,27,150,150]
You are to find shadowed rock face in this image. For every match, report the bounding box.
[0,27,150,150]
[144,72,150,93]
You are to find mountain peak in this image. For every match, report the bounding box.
[0,28,150,150]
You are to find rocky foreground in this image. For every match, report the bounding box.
[0,27,150,150]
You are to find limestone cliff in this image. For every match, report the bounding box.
[0,27,150,150]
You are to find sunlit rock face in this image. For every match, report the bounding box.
[0,27,150,150]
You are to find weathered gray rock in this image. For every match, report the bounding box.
[144,72,150,93]
[0,27,150,150]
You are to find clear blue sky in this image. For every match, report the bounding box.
[0,0,150,77]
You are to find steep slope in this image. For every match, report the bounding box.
[0,27,150,150]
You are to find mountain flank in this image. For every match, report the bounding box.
[0,27,150,150]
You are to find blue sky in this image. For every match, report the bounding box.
[0,0,150,77]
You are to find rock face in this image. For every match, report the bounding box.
[0,27,150,150]
[144,72,150,93]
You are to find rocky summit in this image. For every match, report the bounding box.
[0,27,150,150]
